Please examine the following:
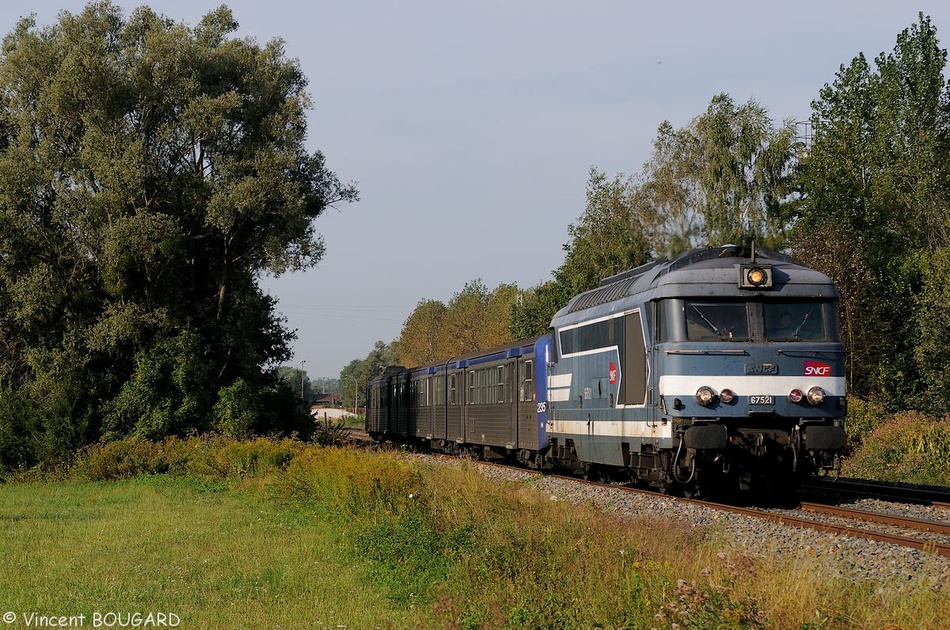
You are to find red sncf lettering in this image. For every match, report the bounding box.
[804,361,832,376]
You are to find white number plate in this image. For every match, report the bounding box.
[750,395,774,405]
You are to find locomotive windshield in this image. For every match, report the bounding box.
[763,301,829,341]
[659,299,838,342]
[686,303,749,341]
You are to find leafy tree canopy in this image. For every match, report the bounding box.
[0,2,356,466]
[393,281,518,369]
[793,12,950,410]
[512,97,798,338]
[337,340,398,410]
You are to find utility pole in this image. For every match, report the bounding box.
[299,360,306,401]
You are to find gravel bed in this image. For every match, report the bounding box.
[421,455,950,592]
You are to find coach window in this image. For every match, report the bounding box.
[449,373,457,405]
[520,360,533,402]
[434,376,444,405]
[496,365,505,403]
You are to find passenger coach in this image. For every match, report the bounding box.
[366,337,551,462]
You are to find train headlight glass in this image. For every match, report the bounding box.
[696,386,716,406]
[739,264,773,289]
[806,386,825,406]
[788,388,804,403]
[719,388,735,404]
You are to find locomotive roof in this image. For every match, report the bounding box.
[552,245,839,328]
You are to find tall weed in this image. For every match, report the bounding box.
[844,396,890,452]
[274,447,422,518]
[74,435,302,481]
[843,410,950,485]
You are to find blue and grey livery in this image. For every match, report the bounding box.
[367,245,847,496]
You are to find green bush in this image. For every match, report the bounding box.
[312,417,351,446]
[843,411,950,485]
[212,379,260,437]
[844,397,890,453]
[74,435,303,481]
[214,437,302,477]
[274,447,422,518]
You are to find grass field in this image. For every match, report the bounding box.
[0,475,427,629]
[1,437,948,629]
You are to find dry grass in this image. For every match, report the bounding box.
[3,437,948,629]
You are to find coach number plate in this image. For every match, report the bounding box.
[750,395,774,405]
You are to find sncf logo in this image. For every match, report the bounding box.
[609,361,618,384]
[804,360,833,377]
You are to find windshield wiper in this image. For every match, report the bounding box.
[690,305,723,338]
[793,307,815,340]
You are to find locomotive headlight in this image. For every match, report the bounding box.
[788,388,804,403]
[738,264,773,289]
[806,386,825,406]
[696,386,716,406]
[719,388,735,404]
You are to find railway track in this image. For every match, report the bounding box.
[644,492,950,558]
[719,501,950,557]
[801,476,950,509]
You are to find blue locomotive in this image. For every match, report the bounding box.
[366,245,846,495]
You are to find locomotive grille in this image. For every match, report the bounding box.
[568,276,639,313]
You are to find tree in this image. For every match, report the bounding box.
[793,13,950,410]
[479,282,519,348]
[397,299,448,368]
[338,359,363,412]
[555,168,656,296]
[642,95,798,252]
[338,341,399,411]
[510,167,661,337]
[436,280,519,358]
[510,281,573,340]
[277,365,312,401]
[0,3,356,463]
[639,122,705,256]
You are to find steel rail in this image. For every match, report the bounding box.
[690,500,950,557]
[802,477,950,506]
[798,502,950,536]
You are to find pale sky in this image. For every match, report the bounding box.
[3,1,949,378]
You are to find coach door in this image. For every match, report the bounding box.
[516,357,539,450]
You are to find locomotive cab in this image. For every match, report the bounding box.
[652,255,847,495]
[548,245,848,498]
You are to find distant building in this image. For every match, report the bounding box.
[311,393,342,408]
